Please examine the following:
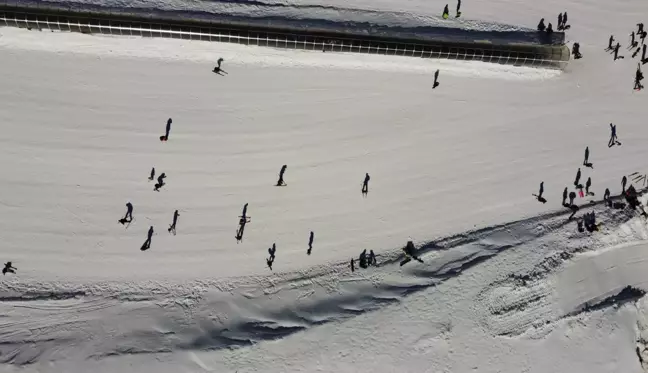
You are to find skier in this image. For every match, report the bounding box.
[2,261,16,275]
[614,43,625,60]
[608,123,620,147]
[350,258,355,272]
[562,187,569,207]
[537,18,546,32]
[160,118,172,141]
[154,172,167,191]
[574,167,582,188]
[636,64,645,90]
[369,250,377,266]
[307,231,314,255]
[268,243,276,260]
[585,177,592,196]
[622,175,628,194]
[557,13,563,31]
[141,226,154,251]
[639,23,645,36]
[583,146,592,167]
[607,35,615,51]
[631,31,639,49]
[362,173,370,195]
[213,58,228,75]
[442,4,449,19]
[604,188,612,207]
[433,69,440,89]
[236,203,250,242]
[572,42,582,59]
[455,0,461,18]
[276,165,287,186]
[148,167,155,181]
[119,202,134,225]
[359,249,368,269]
[562,11,569,29]
[643,44,648,64]
[533,181,547,203]
[168,209,180,235]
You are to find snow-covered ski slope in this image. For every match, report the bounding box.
[2,0,648,370]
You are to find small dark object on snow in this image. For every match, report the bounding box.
[2,261,16,275]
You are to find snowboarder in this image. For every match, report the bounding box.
[574,168,582,188]
[636,64,645,90]
[119,202,134,225]
[362,173,370,195]
[160,118,172,141]
[141,226,154,251]
[607,35,615,51]
[154,172,167,191]
[608,123,620,147]
[148,167,155,181]
[585,177,593,196]
[276,165,287,186]
[267,256,274,270]
[455,0,461,17]
[213,58,228,75]
[562,187,569,207]
[537,18,546,32]
[433,69,440,89]
[583,146,592,167]
[307,231,314,255]
[614,43,625,60]
[442,4,449,19]
[572,42,582,59]
[2,262,16,275]
[168,209,179,235]
[533,181,547,203]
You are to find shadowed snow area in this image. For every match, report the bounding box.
[2,0,648,369]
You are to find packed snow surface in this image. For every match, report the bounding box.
[2,0,648,370]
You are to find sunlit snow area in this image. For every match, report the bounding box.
[1,0,648,371]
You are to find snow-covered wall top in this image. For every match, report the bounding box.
[1,0,566,45]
